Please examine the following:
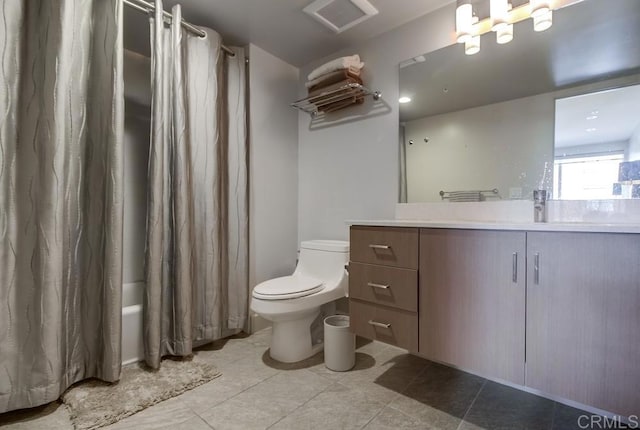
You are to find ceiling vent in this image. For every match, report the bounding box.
[303,0,379,34]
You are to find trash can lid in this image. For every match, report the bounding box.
[324,315,350,328]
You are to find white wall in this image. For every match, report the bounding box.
[123,103,150,284]
[405,93,554,202]
[297,5,455,241]
[629,123,640,160]
[124,50,151,107]
[124,49,152,286]
[248,44,300,293]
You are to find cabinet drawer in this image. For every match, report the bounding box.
[350,299,418,351]
[349,262,417,312]
[350,226,418,269]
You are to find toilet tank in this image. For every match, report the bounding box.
[294,240,349,283]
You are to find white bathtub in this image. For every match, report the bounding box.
[122,281,145,365]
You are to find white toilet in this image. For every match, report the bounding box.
[250,240,349,363]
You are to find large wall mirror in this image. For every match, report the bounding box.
[399,0,640,203]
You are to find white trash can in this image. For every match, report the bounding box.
[324,315,355,371]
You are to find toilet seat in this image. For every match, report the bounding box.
[252,275,324,300]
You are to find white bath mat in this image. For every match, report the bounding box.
[61,356,221,430]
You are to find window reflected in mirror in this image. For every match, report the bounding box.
[554,84,640,200]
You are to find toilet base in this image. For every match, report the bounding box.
[269,308,324,363]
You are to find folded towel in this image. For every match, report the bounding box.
[308,77,363,98]
[305,67,362,89]
[307,55,364,81]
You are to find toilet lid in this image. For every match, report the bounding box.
[252,275,324,300]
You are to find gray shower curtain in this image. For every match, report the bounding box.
[144,1,248,369]
[0,0,124,413]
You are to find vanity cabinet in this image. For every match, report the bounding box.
[418,229,527,385]
[348,226,419,351]
[526,232,640,417]
[349,224,640,417]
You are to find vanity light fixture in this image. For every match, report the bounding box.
[399,96,412,103]
[465,17,480,55]
[533,9,553,31]
[456,0,560,54]
[456,0,474,44]
[497,11,514,42]
[497,23,514,43]
[491,0,509,32]
[491,0,514,44]
[530,0,552,17]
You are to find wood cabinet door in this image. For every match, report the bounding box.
[419,229,526,385]
[526,232,640,417]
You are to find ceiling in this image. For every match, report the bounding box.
[399,0,640,122]
[123,0,453,67]
[555,84,640,149]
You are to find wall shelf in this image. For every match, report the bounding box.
[291,83,382,116]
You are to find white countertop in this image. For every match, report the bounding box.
[347,219,640,234]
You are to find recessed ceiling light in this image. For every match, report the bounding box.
[399,97,412,104]
[586,128,597,132]
[586,115,598,120]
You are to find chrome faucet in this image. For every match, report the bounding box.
[533,190,548,223]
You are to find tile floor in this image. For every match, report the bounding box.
[0,329,603,430]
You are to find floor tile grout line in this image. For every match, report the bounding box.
[338,360,427,429]
[456,379,487,430]
[372,363,429,424]
[191,368,283,423]
[264,378,335,429]
[400,363,430,395]
[192,412,217,430]
[359,407,385,429]
[347,359,430,429]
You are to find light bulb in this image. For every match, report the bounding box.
[491,0,509,32]
[534,9,552,31]
[456,2,473,44]
[399,97,412,104]
[465,16,480,55]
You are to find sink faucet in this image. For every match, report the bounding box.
[533,190,548,223]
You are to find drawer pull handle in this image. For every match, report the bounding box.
[369,244,390,250]
[534,253,540,285]
[368,320,391,329]
[367,282,390,290]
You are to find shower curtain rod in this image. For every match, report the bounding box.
[123,0,235,57]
